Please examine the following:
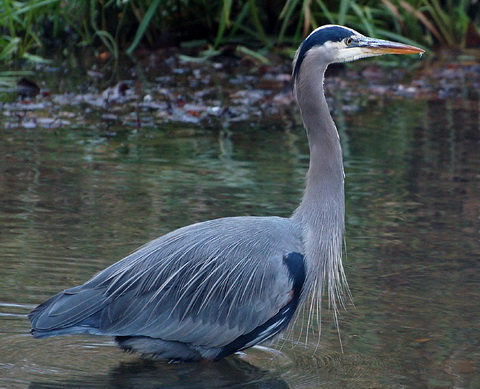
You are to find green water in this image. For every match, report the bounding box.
[1,90,479,387]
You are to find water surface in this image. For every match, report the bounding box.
[1,70,479,388]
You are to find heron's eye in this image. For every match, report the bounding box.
[344,37,353,46]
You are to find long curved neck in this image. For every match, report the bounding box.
[292,63,345,226]
[290,59,347,314]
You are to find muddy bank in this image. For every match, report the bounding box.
[1,49,479,132]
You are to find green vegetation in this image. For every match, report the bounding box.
[0,0,478,65]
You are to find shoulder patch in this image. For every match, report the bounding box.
[283,252,306,297]
[214,252,306,361]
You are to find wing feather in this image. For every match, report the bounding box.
[30,216,303,348]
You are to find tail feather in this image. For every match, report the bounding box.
[29,286,108,337]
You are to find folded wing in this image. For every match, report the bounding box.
[29,216,304,357]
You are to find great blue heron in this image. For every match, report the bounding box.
[29,25,423,362]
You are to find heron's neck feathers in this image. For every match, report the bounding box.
[291,57,349,319]
[292,59,345,226]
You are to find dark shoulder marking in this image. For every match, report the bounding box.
[282,251,306,297]
[214,252,305,361]
[293,26,354,79]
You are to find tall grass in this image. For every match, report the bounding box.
[278,0,478,49]
[382,0,476,50]
[0,0,478,65]
[1,0,61,61]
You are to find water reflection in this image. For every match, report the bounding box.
[342,98,480,388]
[29,357,290,389]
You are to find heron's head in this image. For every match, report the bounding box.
[293,25,424,80]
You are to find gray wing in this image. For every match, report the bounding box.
[30,216,303,348]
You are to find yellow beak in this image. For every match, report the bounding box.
[353,37,425,55]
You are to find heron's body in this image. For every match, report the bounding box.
[31,217,305,361]
[29,25,423,361]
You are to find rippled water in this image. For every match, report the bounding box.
[1,84,479,387]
